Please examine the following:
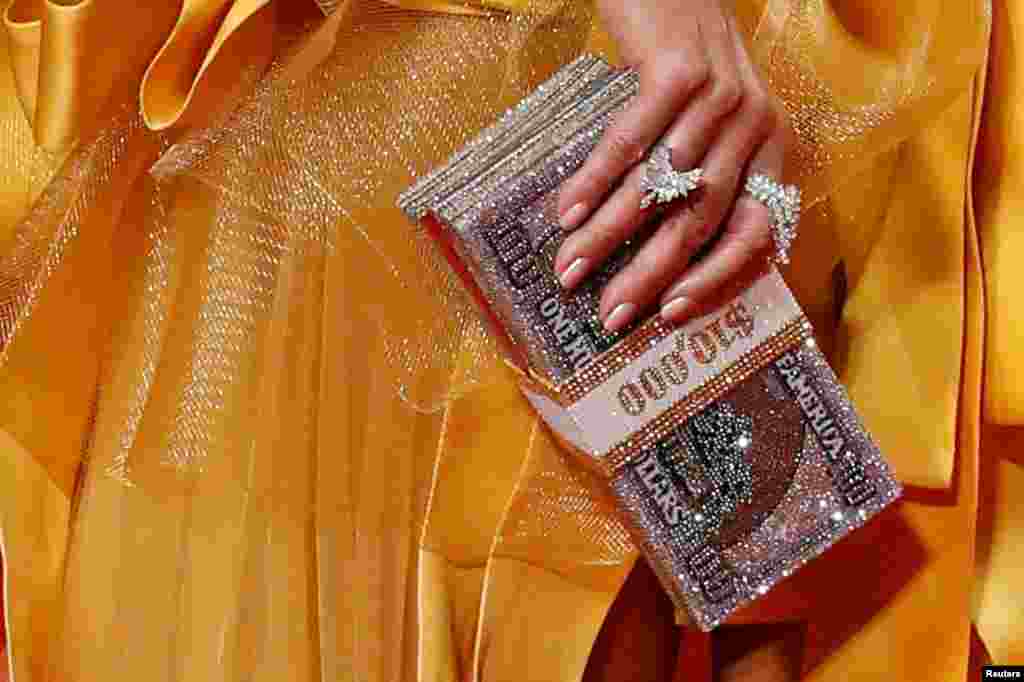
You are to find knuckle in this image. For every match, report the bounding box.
[618,253,659,290]
[649,57,710,98]
[575,167,611,198]
[708,79,743,118]
[729,206,773,252]
[658,212,690,239]
[685,219,720,250]
[638,234,676,269]
[603,127,646,166]
[666,212,718,254]
[575,160,620,199]
[744,89,776,130]
[692,195,724,228]
[628,247,679,294]
[591,216,632,248]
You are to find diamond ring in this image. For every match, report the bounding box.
[743,173,801,265]
[639,143,704,210]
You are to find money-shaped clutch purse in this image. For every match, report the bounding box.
[398,54,901,631]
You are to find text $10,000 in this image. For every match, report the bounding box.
[617,302,757,417]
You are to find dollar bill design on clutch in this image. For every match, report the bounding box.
[400,54,901,630]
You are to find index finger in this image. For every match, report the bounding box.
[557,58,709,231]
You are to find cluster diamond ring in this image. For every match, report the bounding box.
[639,143,705,210]
[743,173,801,265]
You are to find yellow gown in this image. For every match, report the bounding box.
[0,0,1017,680]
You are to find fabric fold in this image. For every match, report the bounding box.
[3,0,41,127]
[31,0,94,154]
[975,0,1024,425]
[139,0,276,131]
[2,0,179,153]
[417,356,536,681]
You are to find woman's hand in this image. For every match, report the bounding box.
[555,0,793,331]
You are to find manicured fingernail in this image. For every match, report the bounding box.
[603,303,637,332]
[661,296,693,321]
[559,257,589,289]
[560,202,589,231]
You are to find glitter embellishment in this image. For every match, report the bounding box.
[399,55,642,383]
[399,55,902,632]
[640,144,705,210]
[598,316,811,476]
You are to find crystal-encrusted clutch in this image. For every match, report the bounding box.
[399,55,901,631]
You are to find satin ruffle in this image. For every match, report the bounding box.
[1,0,514,152]
[3,0,179,152]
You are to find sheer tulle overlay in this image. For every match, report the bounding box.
[0,0,1019,680]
